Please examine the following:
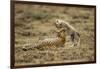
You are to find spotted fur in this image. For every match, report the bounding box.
[22,28,66,51]
[55,19,80,47]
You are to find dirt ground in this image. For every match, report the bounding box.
[14,3,95,66]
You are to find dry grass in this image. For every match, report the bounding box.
[14,3,95,66]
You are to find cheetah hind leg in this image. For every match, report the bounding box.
[74,38,80,47]
[71,38,80,47]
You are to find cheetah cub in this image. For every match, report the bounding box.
[55,19,80,47]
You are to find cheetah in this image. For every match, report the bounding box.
[55,19,80,47]
[22,28,66,51]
